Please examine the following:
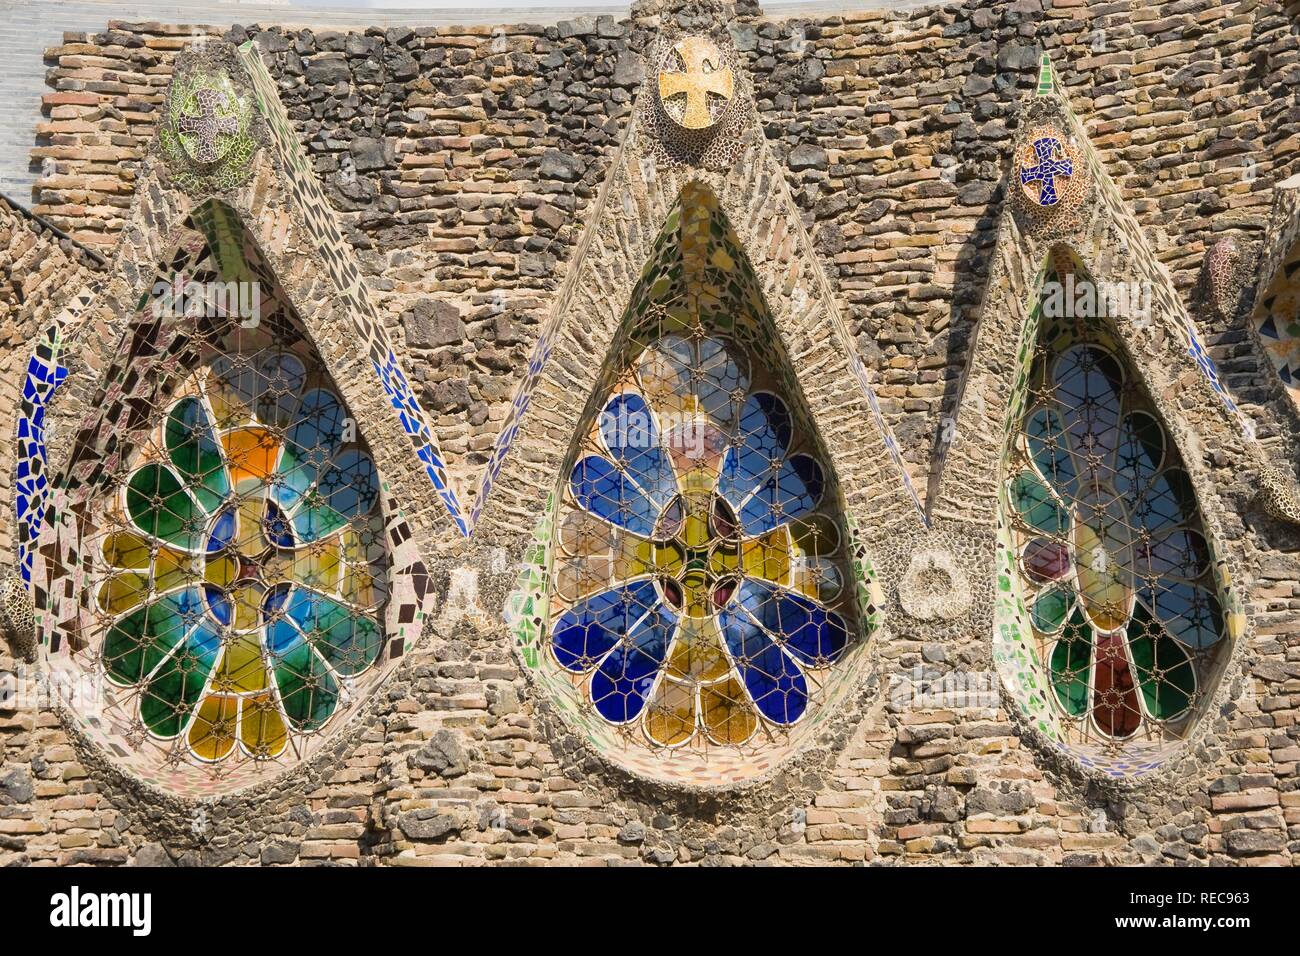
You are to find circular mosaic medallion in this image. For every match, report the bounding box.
[657,36,735,131]
[1011,124,1088,221]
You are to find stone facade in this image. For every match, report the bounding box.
[0,0,1298,866]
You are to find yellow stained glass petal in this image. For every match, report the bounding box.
[98,538,194,614]
[205,554,237,590]
[702,677,758,745]
[98,573,151,616]
[103,531,151,569]
[741,527,791,584]
[188,695,238,761]
[644,679,696,747]
[235,494,271,557]
[666,618,729,681]
[240,694,288,759]
[231,588,263,633]
[1074,493,1134,632]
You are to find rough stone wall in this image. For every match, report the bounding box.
[1,0,1298,867]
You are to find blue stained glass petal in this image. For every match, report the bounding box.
[589,603,676,723]
[291,503,348,544]
[551,580,662,673]
[718,393,793,504]
[263,582,292,620]
[735,578,849,666]
[207,508,236,553]
[288,389,347,457]
[569,455,659,537]
[598,393,677,509]
[1141,582,1223,651]
[263,501,294,548]
[284,587,381,676]
[1133,468,1197,533]
[738,453,825,535]
[314,449,379,519]
[718,604,809,725]
[1114,412,1164,496]
[1054,346,1124,478]
[204,584,232,626]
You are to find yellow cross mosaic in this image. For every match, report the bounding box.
[657,36,735,130]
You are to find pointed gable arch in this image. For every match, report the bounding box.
[25,42,439,796]
[935,53,1255,781]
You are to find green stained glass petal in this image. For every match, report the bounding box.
[103,598,189,686]
[273,640,340,731]
[1031,586,1071,634]
[1127,605,1195,721]
[1049,610,1093,717]
[136,594,221,737]
[286,588,381,677]
[165,397,228,512]
[1011,470,1068,534]
[126,464,203,551]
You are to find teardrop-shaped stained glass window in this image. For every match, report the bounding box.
[54,202,391,795]
[537,183,879,784]
[995,251,1239,770]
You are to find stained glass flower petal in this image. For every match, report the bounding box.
[285,587,381,677]
[1026,405,1076,495]
[138,594,222,737]
[239,695,289,758]
[644,679,698,746]
[718,602,809,725]
[102,588,208,687]
[1113,411,1164,496]
[126,464,204,552]
[1031,586,1071,634]
[598,393,678,509]
[1009,471,1068,535]
[551,580,664,673]
[98,532,191,616]
[734,578,849,667]
[569,455,660,537]
[1054,345,1124,478]
[589,603,676,723]
[1126,602,1195,722]
[270,635,340,732]
[189,695,238,761]
[1093,632,1141,738]
[701,677,758,744]
[1133,467,1197,533]
[255,353,307,429]
[1048,609,1093,717]
[165,397,228,512]
[738,453,824,535]
[1135,528,1210,581]
[717,392,793,503]
[1021,536,1070,583]
[1073,492,1134,633]
[1141,582,1224,650]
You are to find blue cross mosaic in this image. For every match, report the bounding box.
[1020,136,1074,207]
